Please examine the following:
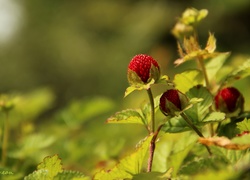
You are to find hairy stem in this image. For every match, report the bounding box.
[147,124,163,172]
[147,88,155,133]
[180,112,212,156]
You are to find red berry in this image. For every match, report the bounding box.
[214,87,244,117]
[127,54,160,85]
[160,89,189,116]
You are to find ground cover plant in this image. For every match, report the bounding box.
[1,7,250,180]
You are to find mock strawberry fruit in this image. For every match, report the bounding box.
[160,89,189,116]
[214,87,244,117]
[127,54,160,86]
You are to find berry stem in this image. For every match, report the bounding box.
[147,88,155,133]
[147,124,163,172]
[180,112,212,156]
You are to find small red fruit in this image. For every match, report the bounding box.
[127,54,160,85]
[214,87,244,117]
[160,89,189,117]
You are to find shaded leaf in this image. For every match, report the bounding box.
[173,70,203,93]
[168,132,197,177]
[202,112,225,123]
[106,109,145,125]
[94,135,153,180]
[162,115,191,133]
[179,157,222,176]
[185,86,213,123]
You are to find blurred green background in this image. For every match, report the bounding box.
[1,0,250,105]
[1,0,250,177]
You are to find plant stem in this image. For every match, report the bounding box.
[147,88,155,133]
[2,112,9,166]
[180,112,212,156]
[197,57,210,90]
[147,124,163,172]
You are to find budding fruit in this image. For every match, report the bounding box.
[127,54,160,86]
[160,89,189,117]
[214,87,244,117]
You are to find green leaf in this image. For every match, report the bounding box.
[168,132,197,177]
[37,154,63,179]
[25,154,63,180]
[236,118,250,132]
[223,59,250,85]
[185,86,213,123]
[94,135,153,180]
[179,157,223,176]
[54,171,90,180]
[162,116,191,133]
[206,52,230,82]
[106,109,145,125]
[202,112,225,123]
[133,168,173,180]
[173,70,203,93]
[24,169,51,180]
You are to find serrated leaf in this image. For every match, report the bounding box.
[223,59,250,85]
[37,154,63,179]
[54,170,90,180]
[24,169,51,180]
[205,52,230,82]
[202,112,225,123]
[106,109,145,125]
[173,70,203,93]
[94,135,153,180]
[236,118,250,132]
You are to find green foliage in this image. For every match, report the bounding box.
[94,135,153,179]
[24,155,89,180]
[237,118,250,132]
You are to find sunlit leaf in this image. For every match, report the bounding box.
[205,52,230,82]
[173,69,203,93]
[236,118,250,132]
[37,154,63,179]
[106,109,145,125]
[202,112,225,123]
[54,171,90,180]
[222,59,250,85]
[94,135,153,180]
